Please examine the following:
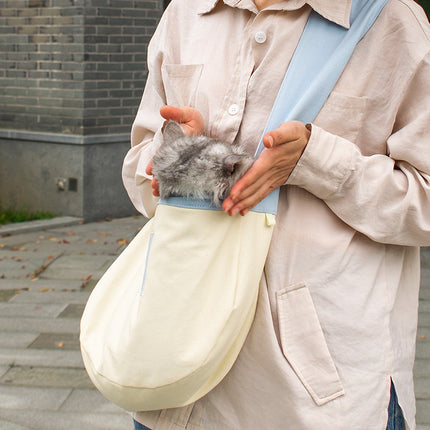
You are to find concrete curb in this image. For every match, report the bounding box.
[0,217,84,236]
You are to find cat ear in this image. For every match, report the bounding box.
[223,155,244,176]
[162,120,185,142]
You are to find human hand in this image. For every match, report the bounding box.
[160,105,205,136]
[222,121,311,216]
[145,105,205,197]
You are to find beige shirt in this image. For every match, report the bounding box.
[122,0,430,429]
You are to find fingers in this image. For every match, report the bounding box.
[160,105,204,136]
[222,154,280,216]
[145,159,160,196]
[160,105,186,123]
[263,121,310,148]
[222,122,311,216]
[145,159,153,176]
[151,177,160,197]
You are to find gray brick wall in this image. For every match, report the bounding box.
[0,0,163,136]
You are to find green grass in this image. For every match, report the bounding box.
[0,202,56,225]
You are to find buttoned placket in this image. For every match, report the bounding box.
[210,12,271,144]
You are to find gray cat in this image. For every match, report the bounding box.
[152,121,254,206]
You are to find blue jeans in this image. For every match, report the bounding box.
[133,421,152,430]
[133,383,405,430]
[386,382,405,430]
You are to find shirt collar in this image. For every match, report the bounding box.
[197,0,352,29]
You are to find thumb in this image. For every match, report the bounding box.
[263,133,275,148]
[160,105,183,123]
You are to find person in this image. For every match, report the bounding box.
[122,0,430,428]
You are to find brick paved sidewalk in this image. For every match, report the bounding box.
[0,216,145,430]
[0,216,428,429]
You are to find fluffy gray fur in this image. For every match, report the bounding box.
[152,121,254,206]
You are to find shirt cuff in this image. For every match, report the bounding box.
[287,124,357,200]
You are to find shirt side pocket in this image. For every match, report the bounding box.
[276,282,345,406]
[161,64,204,108]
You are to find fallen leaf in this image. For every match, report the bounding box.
[49,237,58,242]
[418,335,426,340]
[61,239,70,244]
[11,246,19,250]
[86,239,98,244]
[47,256,54,260]
[98,232,110,237]
[66,231,75,236]
[116,238,128,245]
[57,342,64,348]
[0,274,5,279]
[39,288,48,292]
[31,277,39,282]
[81,274,93,289]
[19,247,27,251]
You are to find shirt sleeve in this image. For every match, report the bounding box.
[287,52,430,246]
[121,14,168,219]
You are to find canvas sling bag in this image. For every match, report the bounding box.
[80,0,388,412]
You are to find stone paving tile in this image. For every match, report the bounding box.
[0,316,80,334]
[0,251,50,280]
[59,389,125,414]
[420,301,430,312]
[0,290,15,302]
[29,333,80,351]
[0,367,9,378]
[414,358,430,378]
[0,365,93,389]
[10,291,90,305]
[416,338,430,359]
[420,284,430,300]
[0,418,30,430]
[417,399,430,425]
[415,377,430,399]
[0,279,83,292]
[0,303,66,319]
[58,303,85,319]
[41,254,115,280]
[0,386,71,411]
[0,348,84,368]
[0,409,134,430]
[0,333,38,349]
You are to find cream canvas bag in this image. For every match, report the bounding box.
[80,0,388,412]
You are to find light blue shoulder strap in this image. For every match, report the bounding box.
[161,0,388,214]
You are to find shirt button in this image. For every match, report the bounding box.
[255,31,267,44]
[228,104,239,115]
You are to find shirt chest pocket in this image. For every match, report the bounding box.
[315,91,370,143]
[276,282,345,406]
[161,64,204,108]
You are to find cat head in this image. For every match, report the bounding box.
[154,121,254,205]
